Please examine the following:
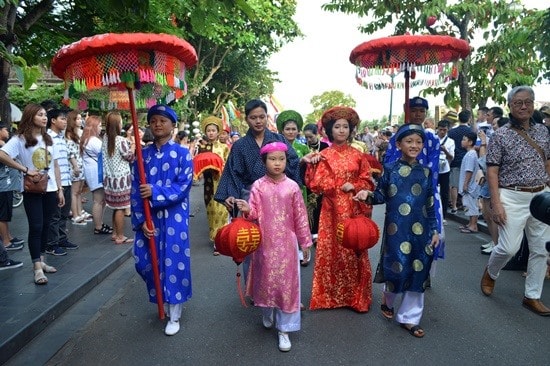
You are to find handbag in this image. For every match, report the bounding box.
[23,144,49,194]
[474,167,485,186]
[23,173,49,194]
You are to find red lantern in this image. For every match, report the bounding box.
[214,218,261,264]
[336,216,380,255]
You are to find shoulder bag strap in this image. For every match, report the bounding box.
[512,127,546,162]
[44,141,50,170]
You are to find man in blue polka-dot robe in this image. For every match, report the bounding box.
[131,104,193,336]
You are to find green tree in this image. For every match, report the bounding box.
[305,90,356,125]
[1,0,300,123]
[1,0,55,123]
[323,0,546,110]
[539,8,550,81]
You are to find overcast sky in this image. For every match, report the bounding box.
[267,0,549,121]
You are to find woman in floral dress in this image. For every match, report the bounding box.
[102,112,134,244]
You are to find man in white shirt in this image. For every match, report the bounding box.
[436,119,455,221]
[46,109,79,255]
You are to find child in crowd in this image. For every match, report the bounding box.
[354,124,439,338]
[235,141,312,352]
[458,131,481,233]
[131,105,194,336]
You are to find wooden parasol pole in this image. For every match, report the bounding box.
[404,67,410,123]
[127,87,165,320]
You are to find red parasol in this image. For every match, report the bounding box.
[350,34,470,122]
[192,151,224,180]
[51,33,198,320]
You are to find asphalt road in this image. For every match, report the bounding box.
[7,187,550,366]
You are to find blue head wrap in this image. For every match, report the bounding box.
[147,105,178,124]
[395,124,425,142]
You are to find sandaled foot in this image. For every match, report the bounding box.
[94,224,113,235]
[41,262,57,273]
[115,237,134,245]
[400,323,425,338]
[34,269,48,285]
[381,304,394,320]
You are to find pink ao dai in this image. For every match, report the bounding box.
[245,175,312,313]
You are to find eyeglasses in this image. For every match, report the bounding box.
[511,99,534,108]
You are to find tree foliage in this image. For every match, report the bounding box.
[323,0,546,110]
[1,0,300,123]
[305,90,356,124]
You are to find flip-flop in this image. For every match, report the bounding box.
[115,237,133,245]
[459,227,478,233]
[400,323,425,338]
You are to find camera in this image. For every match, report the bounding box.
[530,192,550,252]
[530,192,550,226]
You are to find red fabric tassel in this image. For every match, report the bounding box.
[236,269,248,308]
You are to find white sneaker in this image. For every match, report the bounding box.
[165,320,180,336]
[278,332,291,352]
[481,244,494,255]
[480,241,494,250]
[81,210,93,219]
[262,313,274,329]
[71,215,87,226]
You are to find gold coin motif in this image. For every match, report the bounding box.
[391,261,403,273]
[424,167,430,178]
[385,281,395,292]
[425,244,434,256]
[388,184,398,197]
[32,148,50,170]
[398,203,411,216]
[412,222,423,235]
[427,196,434,207]
[399,165,411,177]
[400,241,411,254]
[387,222,398,235]
[413,259,424,271]
[411,183,422,196]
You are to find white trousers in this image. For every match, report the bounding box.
[487,187,550,299]
[384,290,424,325]
[261,307,301,333]
[165,303,182,322]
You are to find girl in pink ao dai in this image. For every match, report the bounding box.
[235,141,312,352]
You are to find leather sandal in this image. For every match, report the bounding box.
[34,269,48,285]
[94,226,112,235]
[400,323,425,338]
[381,304,394,320]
